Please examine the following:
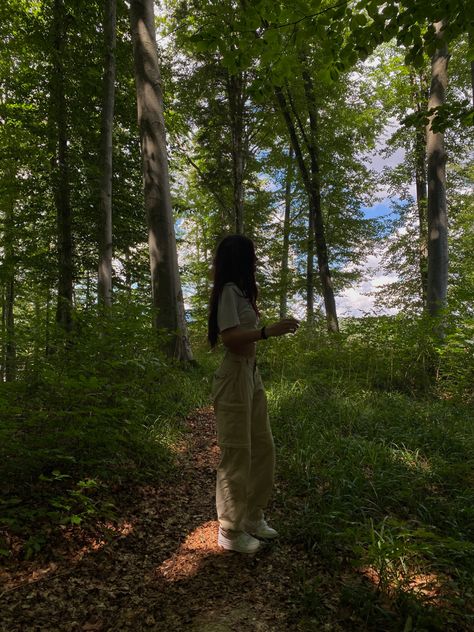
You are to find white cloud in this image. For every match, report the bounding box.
[337,251,398,317]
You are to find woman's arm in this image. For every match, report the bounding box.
[221,317,300,350]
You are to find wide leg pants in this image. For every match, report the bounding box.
[211,351,275,532]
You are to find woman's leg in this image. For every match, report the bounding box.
[246,369,275,525]
[213,358,253,533]
[216,443,251,533]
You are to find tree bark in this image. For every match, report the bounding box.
[33,292,41,375]
[3,194,16,381]
[411,71,429,309]
[279,146,293,319]
[426,22,449,320]
[5,275,15,381]
[1,283,5,382]
[98,0,116,308]
[45,285,52,356]
[306,200,315,323]
[226,71,246,234]
[469,32,474,108]
[51,0,73,333]
[129,0,192,361]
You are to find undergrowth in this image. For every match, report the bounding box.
[2,308,473,632]
[259,316,474,631]
[0,303,210,559]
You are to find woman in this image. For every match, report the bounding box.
[208,234,299,553]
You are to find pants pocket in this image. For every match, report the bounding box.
[215,401,250,447]
[212,361,243,403]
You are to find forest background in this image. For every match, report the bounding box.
[1,0,473,630]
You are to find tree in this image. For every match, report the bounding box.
[50,0,73,333]
[426,21,449,320]
[275,68,339,333]
[97,0,117,308]
[279,146,293,319]
[129,0,192,360]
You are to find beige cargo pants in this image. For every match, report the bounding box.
[211,351,275,533]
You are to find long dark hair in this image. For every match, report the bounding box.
[208,234,259,348]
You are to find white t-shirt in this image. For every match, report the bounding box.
[217,282,259,333]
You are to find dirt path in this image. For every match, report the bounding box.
[0,408,323,631]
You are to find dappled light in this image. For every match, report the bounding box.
[157,520,223,582]
[389,445,433,473]
[360,565,445,603]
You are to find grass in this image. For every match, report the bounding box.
[0,306,212,559]
[259,318,474,631]
[1,310,473,630]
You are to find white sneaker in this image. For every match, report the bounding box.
[245,519,279,539]
[217,527,261,553]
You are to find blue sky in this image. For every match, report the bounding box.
[362,200,393,220]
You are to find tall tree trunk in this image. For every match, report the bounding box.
[275,80,339,332]
[3,198,16,381]
[98,0,116,308]
[226,71,246,234]
[426,22,449,321]
[5,275,15,382]
[279,146,293,319]
[33,292,41,376]
[45,285,53,356]
[411,71,429,309]
[124,246,132,297]
[1,283,5,381]
[51,0,73,333]
[306,201,315,322]
[129,0,192,361]
[85,269,91,307]
[300,58,339,333]
[469,32,474,108]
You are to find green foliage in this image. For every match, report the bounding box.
[0,299,211,558]
[261,319,474,629]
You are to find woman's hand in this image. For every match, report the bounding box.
[266,317,300,338]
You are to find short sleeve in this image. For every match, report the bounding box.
[217,285,240,333]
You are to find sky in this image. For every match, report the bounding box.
[335,130,405,318]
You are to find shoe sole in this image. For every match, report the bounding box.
[217,535,261,554]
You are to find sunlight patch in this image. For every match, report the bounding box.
[389,446,432,473]
[360,565,444,603]
[156,521,223,582]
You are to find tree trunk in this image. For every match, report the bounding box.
[98,0,116,308]
[226,71,246,234]
[279,146,293,319]
[275,80,339,332]
[3,197,16,381]
[85,269,91,308]
[5,275,15,382]
[426,22,449,321]
[124,246,132,297]
[300,58,339,333]
[1,283,5,381]
[0,281,7,383]
[306,201,315,322]
[51,0,73,333]
[45,285,52,356]
[469,32,474,108]
[33,292,41,375]
[129,0,192,361]
[411,71,429,309]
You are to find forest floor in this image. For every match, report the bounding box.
[0,407,333,632]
